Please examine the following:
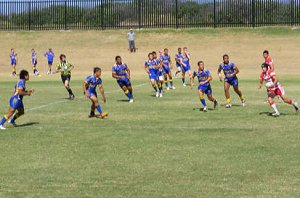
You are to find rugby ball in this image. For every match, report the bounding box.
[265,82,274,89]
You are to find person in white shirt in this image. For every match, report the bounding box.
[127,29,136,53]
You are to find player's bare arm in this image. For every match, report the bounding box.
[99,85,106,103]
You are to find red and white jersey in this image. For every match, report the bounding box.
[260,70,283,92]
[265,57,274,69]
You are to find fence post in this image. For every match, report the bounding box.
[252,0,255,28]
[28,1,31,30]
[138,0,141,29]
[176,0,179,29]
[101,0,104,30]
[291,0,295,26]
[213,0,216,28]
[64,0,67,30]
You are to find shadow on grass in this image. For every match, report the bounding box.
[258,112,295,117]
[117,99,130,102]
[193,107,217,111]
[16,122,39,128]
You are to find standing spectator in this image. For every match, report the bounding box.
[127,29,136,53]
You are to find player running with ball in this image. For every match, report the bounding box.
[83,67,108,119]
[258,63,299,117]
[191,61,218,112]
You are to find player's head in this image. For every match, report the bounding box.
[152,51,157,59]
[223,54,229,64]
[148,52,153,60]
[49,48,52,51]
[31,48,35,52]
[197,61,205,71]
[183,47,188,51]
[11,48,14,52]
[164,48,168,55]
[60,54,66,62]
[94,67,101,77]
[178,47,182,53]
[263,50,269,59]
[115,56,122,64]
[20,70,29,80]
[261,63,269,73]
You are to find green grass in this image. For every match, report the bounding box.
[0,77,299,197]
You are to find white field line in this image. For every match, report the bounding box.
[26,82,148,112]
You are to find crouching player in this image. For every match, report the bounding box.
[83,67,108,119]
[0,70,34,130]
[112,56,134,103]
[218,54,245,108]
[258,63,299,117]
[191,61,218,112]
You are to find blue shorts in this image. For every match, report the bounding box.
[11,59,16,65]
[48,61,53,65]
[149,72,157,81]
[10,97,24,110]
[225,77,239,87]
[162,67,171,74]
[198,85,212,95]
[89,90,97,98]
[117,78,131,87]
[182,64,191,73]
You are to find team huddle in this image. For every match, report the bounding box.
[0,48,299,130]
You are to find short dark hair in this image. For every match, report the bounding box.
[164,48,168,51]
[152,51,157,55]
[94,67,101,74]
[263,50,269,55]
[261,63,270,69]
[60,54,66,60]
[183,47,187,50]
[198,61,204,65]
[19,70,29,79]
[178,47,182,51]
[223,54,229,59]
[148,52,153,57]
[115,56,121,61]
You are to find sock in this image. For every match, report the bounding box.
[270,101,279,114]
[182,78,185,84]
[200,95,206,107]
[170,80,173,87]
[152,85,157,92]
[124,90,133,99]
[158,84,162,93]
[226,98,231,104]
[96,105,103,115]
[165,80,168,88]
[0,115,8,126]
[240,95,244,101]
[90,111,95,116]
[10,114,20,123]
[66,88,73,95]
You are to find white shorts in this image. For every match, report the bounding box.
[158,76,164,81]
[177,66,182,71]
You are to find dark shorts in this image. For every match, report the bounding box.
[48,61,53,65]
[117,78,131,88]
[61,75,71,84]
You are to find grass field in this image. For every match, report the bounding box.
[0,28,300,197]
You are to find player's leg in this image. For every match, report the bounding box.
[175,66,181,77]
[0,107,16,130]
[164,73,169,90]
[182,71,186,86]
[9,107,24,126]
[280,94,299,112]
[121,84,133,102]
[206,87,218,109]
[89,103,96,118]
[158,76,164,97]
[168,72,175,89]
[63,76,75,100]
[233,83,245,106]
[188,70,193,86]
[268,93,280,116]
[150,79,158,97]
[90,95,107,118]
[224,82,231,108]
[198,89,207,112]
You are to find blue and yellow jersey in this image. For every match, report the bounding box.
[145,59,158,74]
[32,52,37,61]
[219,63,236,79]
[175,53,183,66]
[182,53,190,65]
[10,52,17,60]
[85,75,102,93]
[112,63,128,80]
[13,79,26,100]
[193,70,211,87]
[160,55,171,68]
[45,51,54,62]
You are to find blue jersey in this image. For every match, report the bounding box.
[45,51,54,62]
[32,52,37,64]
[10,52,17,61]
[145,60,158,74]
[160,55,171,68]
[175,53,183,67]
[193,70,211,87]
[112,63,129,80]
[182,53,190,66]
[13,79,26,101]
[85,75,102,94]
[219,63,236,80]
